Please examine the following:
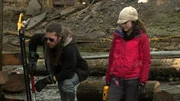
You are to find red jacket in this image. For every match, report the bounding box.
[105,28,151,84]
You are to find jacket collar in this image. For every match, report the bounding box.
[114,26,143,38]
[63,36,73,46]
[114,26,124,37]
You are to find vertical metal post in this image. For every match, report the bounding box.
[19,28,32,101]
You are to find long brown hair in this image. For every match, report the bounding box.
[134,19,147,33]
[122,19,147,41]
[45,27,73,67]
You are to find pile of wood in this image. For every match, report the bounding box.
[77,77,175,101]
[2,52,180,80]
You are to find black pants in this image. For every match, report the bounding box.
[106,77,139,101]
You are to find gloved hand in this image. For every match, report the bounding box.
[28,52,39,74]
[35,75,56,92]
[137,82,146,99]
[106,82,110,86]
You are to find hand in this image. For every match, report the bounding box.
[106,82,110,86]
[35,75,56,92]
[137,82,145,99]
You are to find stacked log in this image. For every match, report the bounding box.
[77,78,161,101]
[2,52,180,81]
[1,74,25,93]
[153,90,176,101]
[1,52,180,93]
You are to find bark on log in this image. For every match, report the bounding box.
[2,52,180,80]
[2,52,21,66]
[1,74,25,92]
[0,71,9,84]
[153,90,176,101]
[77,78,160,101]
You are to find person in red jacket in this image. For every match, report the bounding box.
[105,6,151,101]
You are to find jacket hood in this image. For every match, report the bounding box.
[114,26,124,37]
[63,35,76,47]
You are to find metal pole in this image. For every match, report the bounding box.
[18,13,32,101]
[19,29,32,101]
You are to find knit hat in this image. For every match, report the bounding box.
[117,6,138,24]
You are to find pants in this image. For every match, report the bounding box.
[106,77,139,101]
[58,73,80,101]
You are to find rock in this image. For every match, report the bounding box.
[25,0,42,16]
[60,7,77,16]
[26,13,47,30]
[82,15,91,22]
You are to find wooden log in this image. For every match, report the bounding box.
[2,52,21,66]
[1,74,25,92]
[77,78,160,101]
[0,71,9,84]
[153,90,176,101]
[77,79,104,101]
[2,52,180,81]
[4,31,33,38]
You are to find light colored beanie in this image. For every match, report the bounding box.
[117,6,138,24]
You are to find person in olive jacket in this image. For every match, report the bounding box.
[28,22,89,101]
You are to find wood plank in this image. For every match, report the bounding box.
[2,52,21,66]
